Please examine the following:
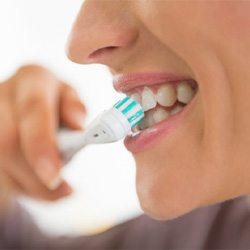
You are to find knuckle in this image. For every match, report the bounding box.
[17,64,51,76]
[14,65,58,90]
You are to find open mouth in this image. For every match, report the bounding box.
[113,73,198,152]
[128,80,197,131]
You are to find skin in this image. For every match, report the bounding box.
[1,1,250,220]
[0,65,86,204]
[67,0,250,219]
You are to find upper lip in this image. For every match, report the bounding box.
[113,72,191,93]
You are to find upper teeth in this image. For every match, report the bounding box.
[141,87,157,111]
[138,81,195,111]
[131,93,141,104]
[156,85,176,107]
[130,81,196,130]
[176,82,195,104]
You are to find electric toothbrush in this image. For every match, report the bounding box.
[58,96,144,164]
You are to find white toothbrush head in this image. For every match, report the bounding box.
[84,96,144,144]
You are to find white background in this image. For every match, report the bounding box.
[0,0,142,235]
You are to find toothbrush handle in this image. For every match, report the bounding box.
[57,107,133,164]
[58,128,87,165]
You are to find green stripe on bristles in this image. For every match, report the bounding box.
[132,118,144,127]
[114,96,144,128]
[114,96,130,109]
[128,109,144,123]
[121,101,137,115]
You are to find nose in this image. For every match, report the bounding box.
[66,0,138,68]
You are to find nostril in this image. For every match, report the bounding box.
[88,46,118,60]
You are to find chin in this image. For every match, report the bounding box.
[136,180,200,220]
[134,155,205,220]
[135,158,245,221]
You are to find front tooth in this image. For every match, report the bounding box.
[141,87,157,111]
[156,85,176,107]
[131,93,141,105]
[177,82,195,104]
[153,107,170,123]
[170,104,183,115]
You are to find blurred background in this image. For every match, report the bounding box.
[0,0,142,235]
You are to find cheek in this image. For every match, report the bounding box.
[133,1,250,219]
[133,88,250,220]
[133,95,207,219]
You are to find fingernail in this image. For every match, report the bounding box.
[61,185,73,196]
[35,157,58,189]
[48,176,63,190]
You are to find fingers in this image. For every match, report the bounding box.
[0,65,85,201]
[10,65,61,189]
[6,154,72,201]
[0,75,61,198]
[59,83,86,130]
[1,157,72,201]
[0,83,72,201]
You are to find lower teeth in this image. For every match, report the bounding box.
[137,103,185,131]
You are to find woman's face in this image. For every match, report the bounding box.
[67,1,250,219]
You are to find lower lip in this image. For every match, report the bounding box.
[124,95,198,153]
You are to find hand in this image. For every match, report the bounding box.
[0,65,86,201]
